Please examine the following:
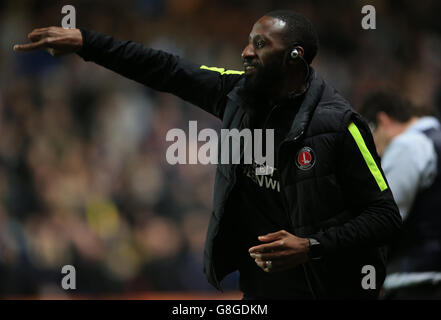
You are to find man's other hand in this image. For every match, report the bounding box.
[13,27,83,56]
[249,230,310,273]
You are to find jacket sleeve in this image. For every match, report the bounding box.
[311,114,402,255]
[76,29,244,119]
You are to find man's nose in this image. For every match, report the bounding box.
[241,44,255,60]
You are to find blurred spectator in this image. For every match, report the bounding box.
[359,91,441,299]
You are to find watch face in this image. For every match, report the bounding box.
[308,238,322,260]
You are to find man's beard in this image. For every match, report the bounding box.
[243,63,283,98]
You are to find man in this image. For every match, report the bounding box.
[359,92,441,299]
[14,10,401,299]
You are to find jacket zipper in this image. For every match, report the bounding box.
[277,132,303,233]
[259,100,318,298]
[262,104,280,131]
[279,131,318,299]
[263,104,304,231]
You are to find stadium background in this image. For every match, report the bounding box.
[0,0,440,298]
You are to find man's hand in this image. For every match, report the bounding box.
[13,27,83,56]
[249,230,310,273]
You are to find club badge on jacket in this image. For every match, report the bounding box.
[296,146,315,170]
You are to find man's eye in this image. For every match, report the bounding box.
[255,40,265,48]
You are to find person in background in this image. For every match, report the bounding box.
[359,91,441,299]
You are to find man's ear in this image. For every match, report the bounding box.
[288,46,305,64]
[295,46,305,58]
[377,111,391,127]
[287,46,305,64]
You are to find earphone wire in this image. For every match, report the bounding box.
[288,47,311,99]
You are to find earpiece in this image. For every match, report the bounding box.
[286,45,311,99]
[290,48,299,59]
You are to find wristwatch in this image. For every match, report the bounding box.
[307,238,323,260]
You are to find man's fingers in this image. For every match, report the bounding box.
[254,258,288,273]
[15,27,82,55]
[13,38,51,52]
[28,31,45,42]
[30,27,51,33]
[255,258,275,269]
[257,230,287,242]
[28,28,55,42]
[254,257,303,273]
[250,250,288,261]
[249,239,286,253]
[255,258,266,269]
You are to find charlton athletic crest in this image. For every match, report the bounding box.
[296,146,315,170]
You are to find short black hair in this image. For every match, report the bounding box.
[265,10,319,64]
[359,91,416,126]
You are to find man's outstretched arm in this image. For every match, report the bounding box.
[14,27,244,119]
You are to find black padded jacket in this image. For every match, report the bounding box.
[77,29,402,299]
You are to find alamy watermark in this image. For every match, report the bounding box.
[61,265,76,290]
[361,5,376,30]
[61,5,76,29]
[361,265,376,290]
[166,121,275,175]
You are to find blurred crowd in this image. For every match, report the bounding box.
[0,0,440,296]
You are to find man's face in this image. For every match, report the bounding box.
[241,16,289,94]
